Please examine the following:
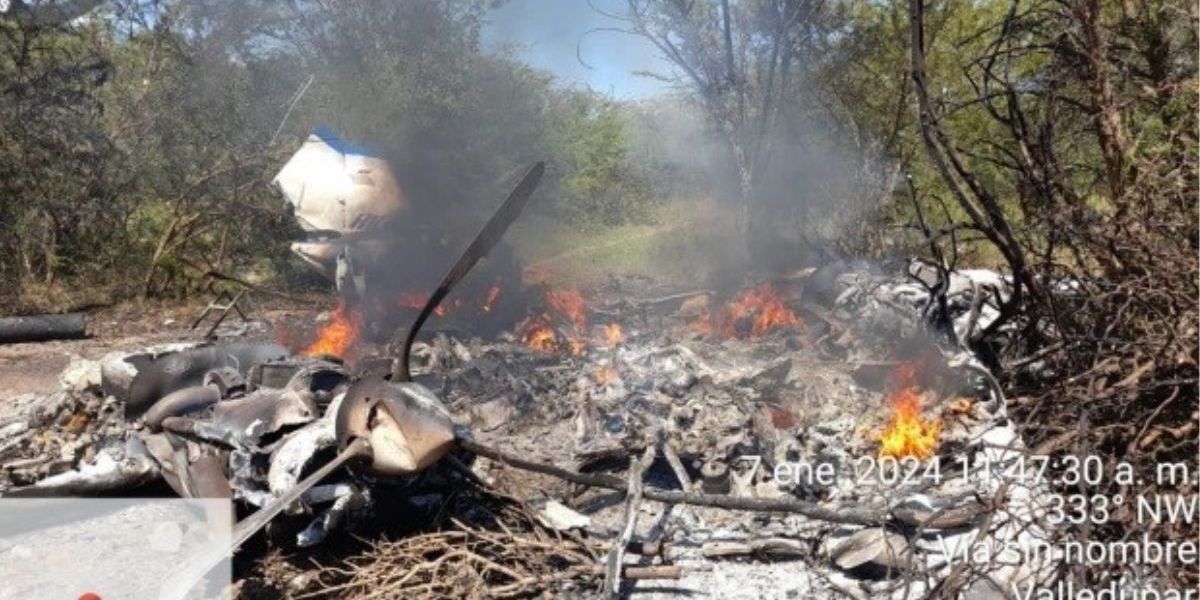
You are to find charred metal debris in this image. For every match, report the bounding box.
[1,164,1061,598]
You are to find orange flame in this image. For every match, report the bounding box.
[518,315,560,353]
[729,283,802,336]
[303,299,360,359]
[398,292,470,317]
[481,285,501,312]
[546,288,588,331]
[694,283,803,338]
[515,287,591,355]
[602,323,625,346]
[878,364,941,459]
[398,293,424,310]
[398,292,443,316]
[517,314,587,356]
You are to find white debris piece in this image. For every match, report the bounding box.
[537,500,591,531]
[59,356,102,394]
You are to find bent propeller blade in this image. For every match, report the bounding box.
[397,161,545,380]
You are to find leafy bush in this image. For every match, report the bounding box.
[544,91,659,229]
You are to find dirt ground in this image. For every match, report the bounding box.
[0,300,322,410]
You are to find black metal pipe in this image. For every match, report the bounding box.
[0,313,87,344]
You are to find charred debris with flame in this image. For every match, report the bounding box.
[292,266,1037,600]
[355,275,981,466]
[0,262,1026,598]
[0,128,1045,597]
[299,279,813,363]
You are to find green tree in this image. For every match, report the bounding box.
[547,90,656,227]
[0,10,116,296]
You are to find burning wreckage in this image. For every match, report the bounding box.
[275,127,409,302]
[1,141,1060,599]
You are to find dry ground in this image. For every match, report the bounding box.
[0,300,324,411]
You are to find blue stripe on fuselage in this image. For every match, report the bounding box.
[312,125,379,158]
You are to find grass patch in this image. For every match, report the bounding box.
[511,200,740,286]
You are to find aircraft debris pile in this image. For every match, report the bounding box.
[0,136,1062,600]
[0,259,1062,599]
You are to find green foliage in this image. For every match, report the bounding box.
[0,15,118,290]
[546,91,658,228]
[819,0,1196,263]
[1,0,1189,312]
[0,0,660,311]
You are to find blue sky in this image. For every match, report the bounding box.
[482,0,673,98]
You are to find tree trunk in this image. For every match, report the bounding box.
[731,140,755,252]
[143,213,182,298]
[42,210,56,284]
[1073,0,1128,200]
